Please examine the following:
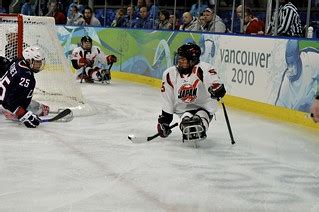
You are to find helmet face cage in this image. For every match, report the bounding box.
[176,43,201,74]
[22,46,46,73]
[177,43,201,64]
[81,36,92,50]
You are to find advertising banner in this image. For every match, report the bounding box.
[56,26,318,113]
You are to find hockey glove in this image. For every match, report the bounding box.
[208,83,226,100]
[78,58,93,67]
[39,104,50,116]
[157,115,172,138]
[78,57,88,67]
[27,100,50,116]
[19,111,40,128]
[106,55,117,65]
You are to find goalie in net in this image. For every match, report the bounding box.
[157,43,226,143]
[71,36,117,83]
[0,46,49,128]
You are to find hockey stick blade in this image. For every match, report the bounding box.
[128,122,178,143]
[40,109,73,123]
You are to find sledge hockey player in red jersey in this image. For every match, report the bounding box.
[71,35,117,83]
[0,46,49,128]
[157,42,226,143]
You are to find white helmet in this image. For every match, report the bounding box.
[22,46,46,73]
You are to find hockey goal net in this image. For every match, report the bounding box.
[0,14,95,116]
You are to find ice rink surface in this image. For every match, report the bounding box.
[0,80,319,212]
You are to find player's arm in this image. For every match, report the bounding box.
[157,70,175,138]
[204,65,226,100]
[71,48,89,69]
[0,56,12,77]
[91,46,117,66]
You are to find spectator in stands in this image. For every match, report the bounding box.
[83,6,101,26]
[179,12,200,31]
[66,5,84,26]
[67,0,84,19]
[310,92,319,123]
[46,1,66,25]
[236,5,264,35]
[198,13,206,28]
[21,0,35,16]
[169,14,180,30]
[124,5,138,28]
[134,0,146,18]
[202,8,226,33]
[157,10,172,30]
[0,1,6,13]
[190,0,208,18]
[267,0,303,37]
[111,8,126,27]
[145,0,159,21]
[134,6,155,29]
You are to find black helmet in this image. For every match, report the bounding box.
[81,35,92,43]
[177,43,201,64]
[81,36,92,50]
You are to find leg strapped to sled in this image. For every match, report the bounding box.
[180,115,207,147]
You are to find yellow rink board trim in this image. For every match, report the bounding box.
[112,71,319,130]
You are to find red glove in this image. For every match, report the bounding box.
[39,104,50,116]
[106,55,117,64]
[78,57,88,67]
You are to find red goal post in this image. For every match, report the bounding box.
[0,14,95,116]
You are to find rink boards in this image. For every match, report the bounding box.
[56,26,319,129]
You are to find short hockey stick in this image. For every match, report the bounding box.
[100,62,114,84]
[128,122,178,143]
[40,109,73,123]
[80,67,85,83]
[219,98,235,145]
[80,51,88,83]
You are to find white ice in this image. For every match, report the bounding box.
[0,80,319,212]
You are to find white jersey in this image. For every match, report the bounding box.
[71,45,107,76]
[161,61,222,116]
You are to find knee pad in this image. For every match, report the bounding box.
[179,112,193,131]
[194,109,212,131]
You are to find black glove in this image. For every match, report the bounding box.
[208,83,226,100]
[157,115,172,138]
[19,111,40,128]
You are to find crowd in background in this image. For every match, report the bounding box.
[0,0,318,37]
